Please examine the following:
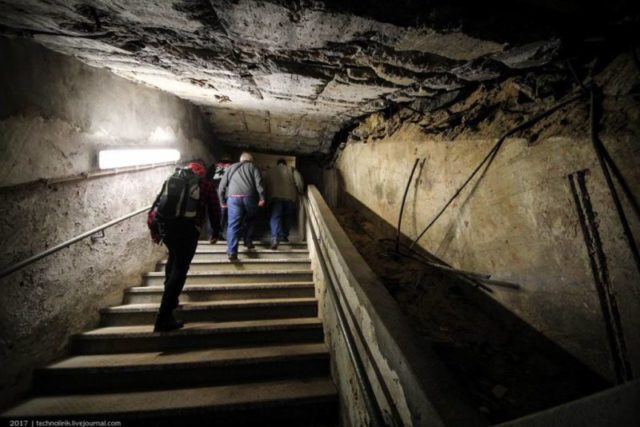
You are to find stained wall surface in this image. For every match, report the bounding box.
[335,54,640,382]
[0,37,217,408]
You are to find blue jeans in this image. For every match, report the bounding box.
[226,196,258,255]
[270,198,296,240]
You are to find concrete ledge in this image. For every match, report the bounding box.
[496,379,640,427]
[306,186,486,426]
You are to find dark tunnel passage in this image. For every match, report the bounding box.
[1,1,639,426]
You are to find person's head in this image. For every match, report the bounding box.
[221,154,232,163]
[240,152,253,162]
[188,161,206,177]
[277,158,287,166]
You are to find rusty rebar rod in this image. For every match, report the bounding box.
[409,92,584,250]
[395,158,420,252]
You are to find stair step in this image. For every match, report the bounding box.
[156,259,311,272]
[193,249,309,261]
[1,223,337,424]
[101,298,318,326]
[72,318,325,354]
[124,283,315,304]
[143,270,313,286]
[4,377,338,425]
[198,241,307,249]
[34,343,330,394]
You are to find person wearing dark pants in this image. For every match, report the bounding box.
[207,155,232,240]
[218,152,265,261]
[149,161,220,332]
[157,220,199,329]
[264,159,304,249]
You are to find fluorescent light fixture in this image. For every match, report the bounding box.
[98,148,180,169]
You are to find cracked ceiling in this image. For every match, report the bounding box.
[0,1,637,155]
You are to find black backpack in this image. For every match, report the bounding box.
[154,168,201,222]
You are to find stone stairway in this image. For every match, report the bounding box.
[3,240,338,426]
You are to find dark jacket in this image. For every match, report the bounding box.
[218,161,265,203]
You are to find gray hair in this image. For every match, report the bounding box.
[240,152,253,162]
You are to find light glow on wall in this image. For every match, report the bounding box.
[149,127,176,143]
[98,148,181,169]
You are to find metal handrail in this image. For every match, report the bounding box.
[0,205,151,279]
[0,161,179,194]
[302,194,389,427]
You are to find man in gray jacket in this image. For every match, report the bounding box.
[218,152,266,260]
[264,159,304,249]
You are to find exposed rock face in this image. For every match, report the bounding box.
[332,52,640,385]
[0,1,636,154]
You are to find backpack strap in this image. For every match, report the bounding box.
[178,170,189,218]
[224,162,245,194]
[149,181,166,214]
[178,168,199,219]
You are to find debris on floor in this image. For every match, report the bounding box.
[333,203,609,424]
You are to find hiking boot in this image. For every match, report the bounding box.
[270,239,278,250]
[244,242,255,249]
[154,316,184,333]
[228,253,238,261]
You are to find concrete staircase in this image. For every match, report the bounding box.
[3,240,338,426]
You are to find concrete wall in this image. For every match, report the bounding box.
[250,152,296,172]
[334,55,640,383]
[0,36,217,408]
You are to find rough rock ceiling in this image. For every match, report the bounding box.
[0,1,636,155]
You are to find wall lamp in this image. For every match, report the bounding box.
[98,148,181,169]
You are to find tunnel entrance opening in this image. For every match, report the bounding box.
[333,194,610,424]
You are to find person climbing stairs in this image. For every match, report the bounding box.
[2,239,338,426]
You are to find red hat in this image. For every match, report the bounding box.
[188,162,206,177]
